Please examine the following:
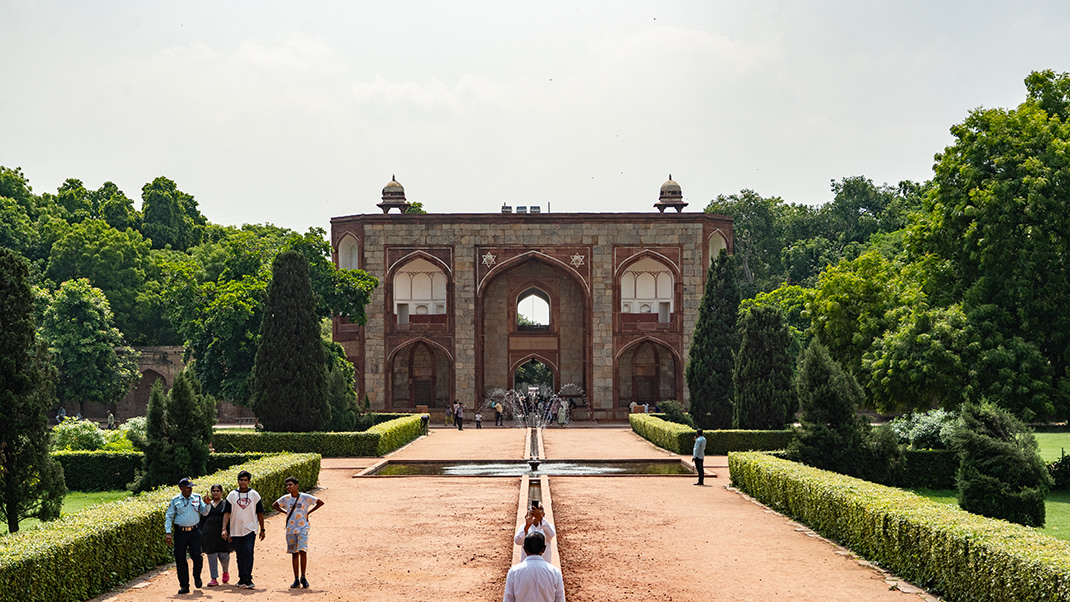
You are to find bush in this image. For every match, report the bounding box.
[50,418,105,451]
[1049,452,1070,490]
[889,408,958,450]
[213,414,425,457]
[630,414,793,455]
[50,451,273,492]
[729,452,1070,602]
[102,429,134,452]
[0,453,320,602]
[656,400,694,428]
[953,401,1051,527]
[901,450,958,489]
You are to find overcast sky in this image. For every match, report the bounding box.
[3,1,1069,233]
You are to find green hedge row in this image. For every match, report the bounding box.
[212,414,427,457]
[630,414,794,455]
[51,452,273,492]
[728,452,1070,602]
[0,453,320,602]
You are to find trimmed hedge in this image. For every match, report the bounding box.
[51,452,273,492]
[630,414,794,455]
[212,414,427,457]
[729,452,1070,602]
[0,453,320,602]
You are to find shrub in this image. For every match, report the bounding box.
[953,401,1051,527]
[631,414,793,455]
[1049,452,1070,490]
[889,408,959,450]
[729,452,1070,602]
[212,414,425,457]
[101,429,134,452]
[50,418,105,451]
[656,400,694,428]
[901,449,958,489]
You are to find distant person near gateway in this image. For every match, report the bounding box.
[693,429,706,486]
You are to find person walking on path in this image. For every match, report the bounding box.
[272,476,325,589]
[221,470,266,589]
[455,401,465,430]
[495,401,504,426]
[164,477,211,595]
[503,531,565,602]
[513,500,556,563]
[693,429,707,486]
[200,484,232,586]
[107,411,115,430]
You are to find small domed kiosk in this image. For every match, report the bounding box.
[654,175,688,213]
[377,176,411,214]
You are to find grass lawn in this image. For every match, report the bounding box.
[0,490,132,535]
[911,488,1070,542]
[1035,432,1070,463]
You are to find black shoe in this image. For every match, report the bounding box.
[194,576,202,588]
[246,582,255,589]
[301,576,309,588]
[178,587,190,595]
[291,579,301,588]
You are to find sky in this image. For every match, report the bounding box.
[3,1,1070,233]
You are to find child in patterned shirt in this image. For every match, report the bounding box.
[272,476,325,589]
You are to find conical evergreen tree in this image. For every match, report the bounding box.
[132,370,215,492]
[732,305,795,429]
[954,401,1051,527]
[250,250,329,432]
[787,340,868,475]
[685,249,740,429]
[0,248,66,532]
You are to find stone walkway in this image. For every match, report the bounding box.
[93,425,937,602]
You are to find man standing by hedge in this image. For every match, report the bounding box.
[693,429,706,486]
[221,470,266,589]
[164,477,211,595]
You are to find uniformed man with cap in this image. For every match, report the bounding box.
[165,477,211,594]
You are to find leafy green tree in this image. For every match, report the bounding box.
[740,284,813,362]
[515,360,553,389]
[404,202,427,214]
[685,249,740,429]
[0,248,66,533]
[0,165,36,215]
[953,401,1051,527]
[787,340,869,477]
[38,278,140,415]
[250,250,330,432]
[705,190,787,296]
[92,182,140,231]
[913,70,1070,414]
[140,176,204,251]
[808,251,921,383]
[131,370,216,492]
[44,219,152,341]
[732,305,795,429]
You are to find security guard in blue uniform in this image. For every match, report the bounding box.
[165,477,211,594]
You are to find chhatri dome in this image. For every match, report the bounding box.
[654,174,688,213]
[377,175,411,214]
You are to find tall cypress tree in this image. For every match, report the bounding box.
[131,369,215,492]
[732,305,795,429]
[685,249,740,429]
[250,250,329,432]
[0,248,66,532]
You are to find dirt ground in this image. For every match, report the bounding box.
[93,425,937,602]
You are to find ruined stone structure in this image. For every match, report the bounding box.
[330,177,733,421]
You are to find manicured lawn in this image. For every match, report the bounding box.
[911,488,1070,542]
[0,489,132,535]
[1035,432,1070,463]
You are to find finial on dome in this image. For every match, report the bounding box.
[378,175,410,214]
[654,174,687,213]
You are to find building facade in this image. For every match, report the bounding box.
[330,178,733,421]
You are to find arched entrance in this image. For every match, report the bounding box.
[478,254,588,399]
[513,357,555,395]
[616,339,679,406]
[388,340,453,409]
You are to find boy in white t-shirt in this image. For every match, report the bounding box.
[221,470,265,589]
[272,476,325,589]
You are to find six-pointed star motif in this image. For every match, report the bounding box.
[482,252,496,267]
[570,254,585,267]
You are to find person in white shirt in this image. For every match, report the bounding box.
[503,532,565,602]
[220,470,265,589]
[513,500,556,563]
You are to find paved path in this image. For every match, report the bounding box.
[93,426,935,602]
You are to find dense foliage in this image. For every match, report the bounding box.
[131,370,216,492]
[250,251,330,432]
[953,401,1051,527]
[732,305,795,429]
[685,249,739,429]
[0,248,66,533]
